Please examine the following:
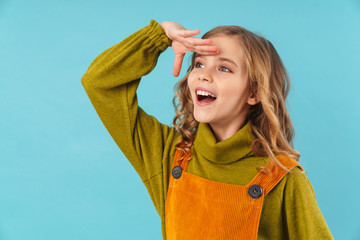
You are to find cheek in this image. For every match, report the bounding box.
[223,82,246,95]
[186,77,196,100]
[187,73,195,84]
[187,75,196,92]
[220,82,250,105]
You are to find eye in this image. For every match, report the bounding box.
[220,66,231,72]
[195,61,204,68]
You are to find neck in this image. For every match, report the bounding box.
[209,115,248,142]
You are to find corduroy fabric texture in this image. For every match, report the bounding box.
[166,147,302,240]
[81,19,334,239]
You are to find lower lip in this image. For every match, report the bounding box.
[196,96,216,106]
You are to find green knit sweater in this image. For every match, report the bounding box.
[81,19,333,240]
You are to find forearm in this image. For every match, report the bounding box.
[81,20,171,90]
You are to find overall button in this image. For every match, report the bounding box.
[248,184,263,198]
[172,166,183,179]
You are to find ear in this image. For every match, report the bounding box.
[247,92,260,106]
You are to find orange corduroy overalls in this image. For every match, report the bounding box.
[165,147,302,240]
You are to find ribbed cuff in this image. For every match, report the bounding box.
[144,19,172,52]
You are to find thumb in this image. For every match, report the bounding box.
[173,53,185,77]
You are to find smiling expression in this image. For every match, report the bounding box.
[188,35,256,132]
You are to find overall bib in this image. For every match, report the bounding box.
[165,147,302,240]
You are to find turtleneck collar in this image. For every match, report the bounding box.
[193,121,255,164]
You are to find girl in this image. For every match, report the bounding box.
[81,19,333,239]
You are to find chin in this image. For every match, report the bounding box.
[193,112,212,124]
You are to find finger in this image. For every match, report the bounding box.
[176,38,198,50]
[180,29,201,37]
[195,50,219,56]
[185,38,213,46]
[173,53,185,77]
[181,39,213,50]
[181,40,196,50]
[194,45,219,53]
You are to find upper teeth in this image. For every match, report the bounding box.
[196,90,215,98]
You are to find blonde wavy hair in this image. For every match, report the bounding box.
[172,25,301,173]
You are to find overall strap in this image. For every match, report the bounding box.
[172,144,191,171]
[249,155,303,197]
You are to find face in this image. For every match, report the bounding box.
[188,35,256,131]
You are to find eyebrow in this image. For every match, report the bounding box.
[195,54,239,68]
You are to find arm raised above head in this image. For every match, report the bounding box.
[81,19,177,182]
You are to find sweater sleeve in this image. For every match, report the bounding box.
[81,19,178,182]
[284,170,334,239]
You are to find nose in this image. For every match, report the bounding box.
[197,70,213,83]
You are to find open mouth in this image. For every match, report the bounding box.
[196,90,217,104]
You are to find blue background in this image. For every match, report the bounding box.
[1,0,359,239]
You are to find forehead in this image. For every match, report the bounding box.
[196,35,245,63]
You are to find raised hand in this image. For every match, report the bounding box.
[160,21,219,77]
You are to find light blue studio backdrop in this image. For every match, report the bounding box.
[1,0,359,239]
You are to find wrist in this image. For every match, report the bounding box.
[160,21,168,34]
